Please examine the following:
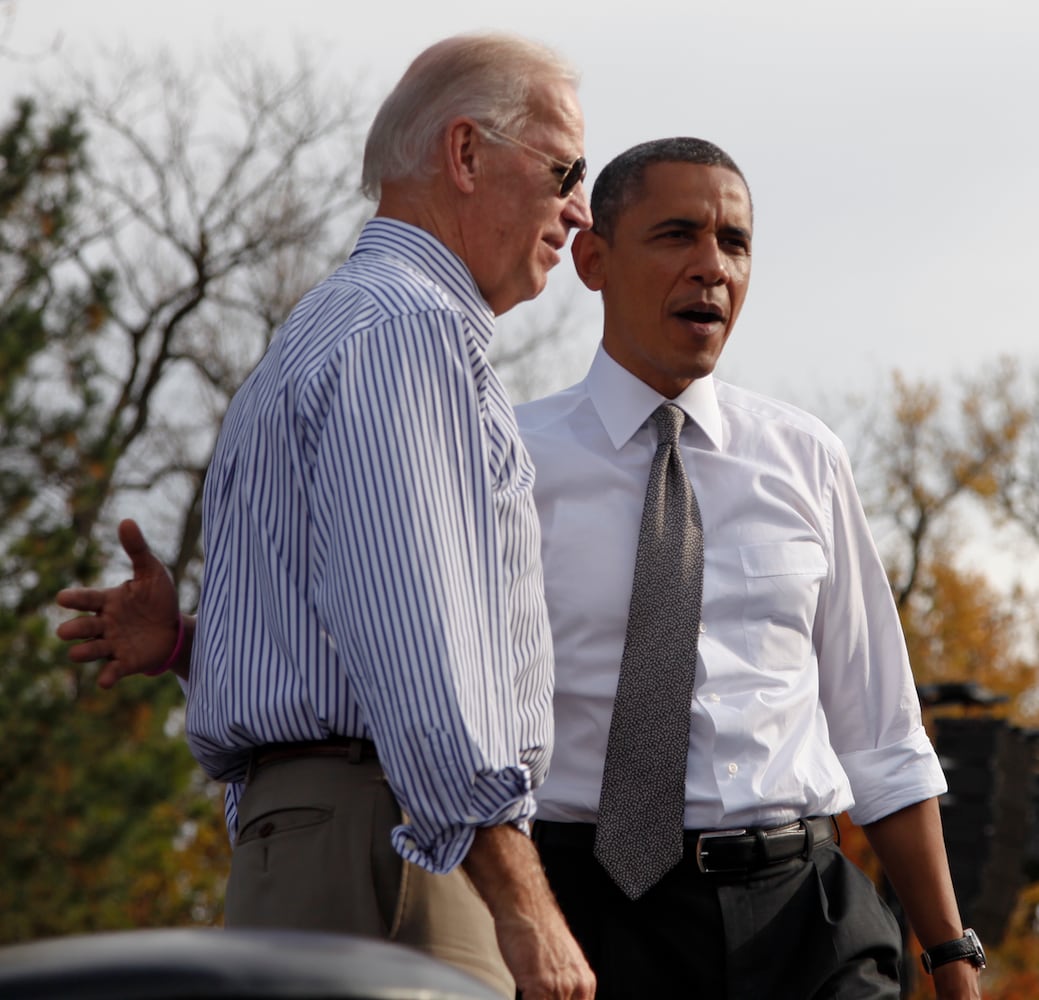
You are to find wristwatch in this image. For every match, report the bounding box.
[920,928,986,974]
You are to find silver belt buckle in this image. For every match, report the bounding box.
[695,827,748,873]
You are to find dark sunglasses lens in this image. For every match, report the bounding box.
[560,157,587,197]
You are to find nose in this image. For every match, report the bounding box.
[687,239,727,285]
[563,181,593,231]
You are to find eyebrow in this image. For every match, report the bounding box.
[647,217,752,242]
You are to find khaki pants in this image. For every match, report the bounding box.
[224,754,512,998]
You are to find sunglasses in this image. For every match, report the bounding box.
[477,124,587,198]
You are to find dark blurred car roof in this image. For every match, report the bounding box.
[0,928,502,999]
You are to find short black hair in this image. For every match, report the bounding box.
[591,137,751,243]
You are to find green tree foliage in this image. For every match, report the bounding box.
[0,44,374,942]
[0,657,228,940]
[0,97,110,615]
[0,97,230,944]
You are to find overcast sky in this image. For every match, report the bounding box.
[2,0,1036,409]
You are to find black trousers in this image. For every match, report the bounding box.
[537,834,901,999]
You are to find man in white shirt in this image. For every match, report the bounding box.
[517,137,981,999]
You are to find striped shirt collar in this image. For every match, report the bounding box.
[586,344,724,451]
[351,217,496,353]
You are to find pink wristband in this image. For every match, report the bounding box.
[145,614,185,677]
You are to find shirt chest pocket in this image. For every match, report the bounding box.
[738,540,828,667]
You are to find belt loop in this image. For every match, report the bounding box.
[830,815,841,847]
[348,739,364,764]
[753,827,768,864]
[800,818,816,860]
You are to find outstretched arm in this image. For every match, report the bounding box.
[865,798,982,1000]
[56,518,193,688]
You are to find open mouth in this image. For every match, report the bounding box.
[675,306,724,325]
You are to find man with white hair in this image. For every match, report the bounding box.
[60,32,595,1000]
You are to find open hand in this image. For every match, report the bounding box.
[56,519,183,687]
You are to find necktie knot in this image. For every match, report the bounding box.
[652,403,685,446]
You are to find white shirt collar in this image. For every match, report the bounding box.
[585,344,724,451]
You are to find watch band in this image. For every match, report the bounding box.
[920,928,986,974]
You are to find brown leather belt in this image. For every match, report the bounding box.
[533,816,837,875]
[248,736,379,776]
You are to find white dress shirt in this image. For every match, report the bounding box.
[187,219,554,872]
[516,346,946,830]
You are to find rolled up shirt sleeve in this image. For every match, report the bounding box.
[310,308,553,872]
[838,728,948,827]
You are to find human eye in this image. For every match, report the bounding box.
[655,226,695,242]
[720,230,751,254]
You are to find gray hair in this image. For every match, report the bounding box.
[361,33,580,200]
[591,137,752,243]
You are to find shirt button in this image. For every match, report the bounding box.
[698,622,707,634]
[464,815,479,824]
[709,693,721,703]
[401,837,417,852]
[727,763,739,776]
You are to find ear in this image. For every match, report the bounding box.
[571,229,608,292]
[444,118,480,194]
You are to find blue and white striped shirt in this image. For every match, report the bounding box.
[186,218,555,873]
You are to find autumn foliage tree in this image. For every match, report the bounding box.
[833,365,1039,999]
[840,363,1039,722]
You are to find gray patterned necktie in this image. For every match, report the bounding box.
[593,403,704,900]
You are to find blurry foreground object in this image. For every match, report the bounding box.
[0,928,501,999]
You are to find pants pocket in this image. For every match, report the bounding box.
[235,805,334,846]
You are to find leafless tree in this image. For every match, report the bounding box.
[19,44,374,602]
[4,36,593,609]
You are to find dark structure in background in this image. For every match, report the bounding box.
[883,684,1039,998]
[0,928,502,1000]
[922,683,1039,943]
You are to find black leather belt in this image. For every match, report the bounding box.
[533,816,837,875]
[248,736,378,776]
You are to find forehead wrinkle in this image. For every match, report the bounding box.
[524,83,584,152]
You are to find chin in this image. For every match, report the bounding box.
[524,271,550,303]
[679,356,721,383]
